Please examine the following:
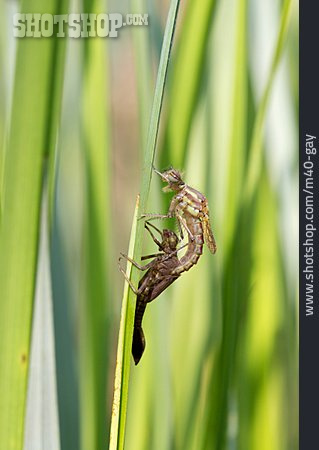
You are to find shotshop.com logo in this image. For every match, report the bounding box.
[13,13,149,38]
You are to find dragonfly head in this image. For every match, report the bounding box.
[162,229,179,252]
[153,166,184,192]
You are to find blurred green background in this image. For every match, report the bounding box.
[0,0,298,449]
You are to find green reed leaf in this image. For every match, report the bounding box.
[109,1,181,449]
[0,0,69,448]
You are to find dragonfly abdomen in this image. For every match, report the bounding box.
[173,218,204,274]
[134,297,147,330]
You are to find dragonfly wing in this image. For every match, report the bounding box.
[202,217,217,254]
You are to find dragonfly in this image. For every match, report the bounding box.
[142,167,217,255]
[119,167,217,364]
[119,221,186,364]
[119,213,210,365]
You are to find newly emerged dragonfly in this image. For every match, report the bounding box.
[119,221,187,364]
[143,167,217,255]
[119,166,217,364]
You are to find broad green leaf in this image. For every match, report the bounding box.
[79,1,112,449]
[0,0,69,448]
[237,170,293,450]
[24,188,61,450]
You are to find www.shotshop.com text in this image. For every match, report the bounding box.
[303,134,316,316]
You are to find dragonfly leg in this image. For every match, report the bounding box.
[140,213,171,221]
[160,242,189,263]
[118,263,139,295]
[119,253,153,271]
[144,220,163,236]
[141,252,164,261]
[176,212,195,241]
[144,222,162,247]
[176,217,184,240]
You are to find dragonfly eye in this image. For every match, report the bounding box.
[167,173,178,183]
[168,169,184,184]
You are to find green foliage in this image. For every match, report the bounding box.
[0,0,69,448]
[0,0,298,449]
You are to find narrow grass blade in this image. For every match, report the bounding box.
[0,1,69,448]
[161,0,218,169]
[222,0,247,254]
[131,0,152,155]
[109,1,181,448]
[139,0,181,204]
[0,3,5,207]
[109,197,139,450]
